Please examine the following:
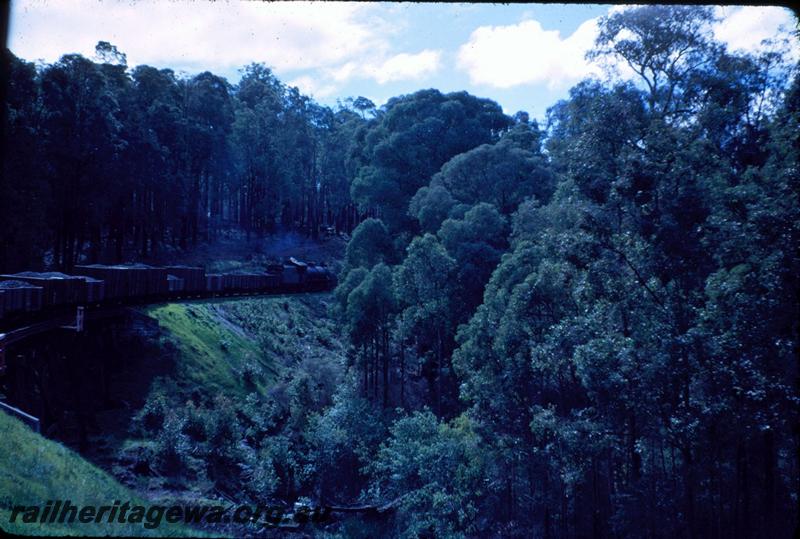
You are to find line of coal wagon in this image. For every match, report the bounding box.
[0,258,336,323]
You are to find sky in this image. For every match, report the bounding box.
[7,2,799,121]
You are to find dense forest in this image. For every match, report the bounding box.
[1,42,370,272]
[2,5,799,538]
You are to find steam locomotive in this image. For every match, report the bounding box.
[0,258,336,323]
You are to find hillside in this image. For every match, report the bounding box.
[0,411,192,536]
[67,293,347,532]
[5,293,347,536]
[2,4,798,536]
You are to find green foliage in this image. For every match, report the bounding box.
[243,447,279,500]
[204,395,240,454]
[119,293,347,513]
[368,411,486,538]
[181,400,207,442]
[395,234,456,328]
[0,412,193,536]
[432,136,555,214]
[333,266,369,319]
[155,410,191,474]
[408,184,456,233]
[445,16,800,534]
[394,234,459,413]
[144,301,279,398]
[349,89,511,230]
[3,8,799,536]
[345,264,397,347]
[438,203,507,319]
[1,51,50,271]
[134,388,171,434]
[307,380,388,501]
[238,359,263,388]
[1,46,365,271]
[545,80,647,204]
[344,218,394,272]
[590,5,719,117]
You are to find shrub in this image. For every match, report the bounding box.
[239,358,262,387]
[244,447,279,501]
[204,395,244,484]
[155,410,190,474]
[182,400,207,442]
[135,389,170,434]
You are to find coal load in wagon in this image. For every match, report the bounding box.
[167,275,185,293]
[0,280,44,313]
[164,266,205,292]
[224,270,271,291]
[75,264,168,299]
[264,272,279,289]
[240,272,270,290]
[305,266,328,284]
[78,276,105,303]
[254,272,271,290]
[221,273,240,291]
[75,265,129,300]
[125,264,169,296]
[75,265,140,299]
[205,274,223,292]
[282,265,301,285]
[0,271,85,307]
[39,271,105,303]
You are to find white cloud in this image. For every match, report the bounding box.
[457,18,602,90]
[289,49,442,98]
[12,2,793,108]
[713,6,799,59]
[456,6,799,91]
[9,0,384,75]
[325,62,359,83]
[364,50,442,85]
[287,75,338,99]
[9,0,443,98]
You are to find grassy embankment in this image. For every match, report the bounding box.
[143,301,273,398]
[0,412,194,536]
[141,292,341,401]
[1,293,342,536]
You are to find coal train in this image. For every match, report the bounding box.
[0,258,336,323]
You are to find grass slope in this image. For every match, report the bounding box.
[143,301,275,399]
[0,294,341,537]
[0,412,192,536]
[142,294,340,401]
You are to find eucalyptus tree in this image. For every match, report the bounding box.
[394,234,457,415]
[40,53,125,269]
[231,64,285,236]
[437,202,507,319]
[408,184,456,234]
[345,263,397,406]
[126,65,184,256]
[180,71,233,244]
[429,134,555,215]
[349,89,511,231]
[343,217,394,274]
[0,51,48,271]
[316,106,366,233]
[590,5,720,119]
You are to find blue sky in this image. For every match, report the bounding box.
[8,2,798,121]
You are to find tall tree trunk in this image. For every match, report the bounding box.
[382,326,389,408]
[400,340,405,408]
